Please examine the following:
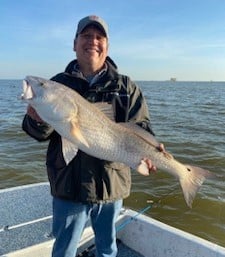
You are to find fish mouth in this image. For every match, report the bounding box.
[21,79,35,100]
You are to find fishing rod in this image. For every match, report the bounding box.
[116,204,153,232]
[116,185,178,232]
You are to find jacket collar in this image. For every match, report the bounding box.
[64,56,120,83]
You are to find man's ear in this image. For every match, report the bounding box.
[73,39,77,52]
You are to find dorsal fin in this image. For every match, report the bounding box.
[93,102,115,121]
[119,122,159,147]
[120,122,173,159]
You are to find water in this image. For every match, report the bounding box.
[0,79,225,247]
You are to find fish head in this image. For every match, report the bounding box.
[21,76,79,124]
[22,76,51,102]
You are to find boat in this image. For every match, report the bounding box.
[1,182,225,257]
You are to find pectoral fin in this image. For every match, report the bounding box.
[61,137,79,165]
[70,120,89,148]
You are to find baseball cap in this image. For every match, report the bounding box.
[76,15,109,38]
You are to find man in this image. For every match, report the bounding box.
[23,15,161,257]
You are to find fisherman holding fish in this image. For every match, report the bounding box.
[22,15,166,257]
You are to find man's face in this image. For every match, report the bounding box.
[74,25,108,72]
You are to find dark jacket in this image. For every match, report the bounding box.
[22,57,154,203]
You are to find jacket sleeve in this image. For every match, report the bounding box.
[22,114,54,142]
[126,77,155,136]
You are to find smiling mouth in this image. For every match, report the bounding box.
[85,47,100,53]
[21,80,34,100]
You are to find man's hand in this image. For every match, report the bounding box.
[138,143,166,175]
[27,105,44,123]
[142,158,157,173]
[145,143,165,173]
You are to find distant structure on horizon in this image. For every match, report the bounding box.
[170,77,177,82]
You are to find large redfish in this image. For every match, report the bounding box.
[21,76,216,208]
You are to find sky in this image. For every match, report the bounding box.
[1,0,225,81]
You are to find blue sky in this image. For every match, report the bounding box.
[1,0,225,81]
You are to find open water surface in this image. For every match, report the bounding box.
[0,79,224,247]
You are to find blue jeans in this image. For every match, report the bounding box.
[51,197,123,257]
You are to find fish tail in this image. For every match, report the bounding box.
[179,165,217,208]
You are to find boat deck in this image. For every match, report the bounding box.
[118,243,144,257]
[0,183,143,257]
[76,240,144,257]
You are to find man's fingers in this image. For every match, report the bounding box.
[142,158,157,173]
